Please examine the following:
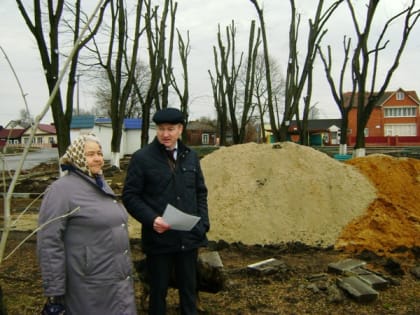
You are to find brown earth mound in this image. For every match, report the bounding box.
[201,142,419,257]
[336,154,420,257]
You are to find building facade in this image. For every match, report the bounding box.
[21,124,57,147]
[347,88,420,140]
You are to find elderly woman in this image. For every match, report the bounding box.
[37,134,137,315]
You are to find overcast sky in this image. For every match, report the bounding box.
[1,0,419,125]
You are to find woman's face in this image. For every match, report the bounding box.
[84,141,104,175]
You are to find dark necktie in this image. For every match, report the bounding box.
[166,148,176,161]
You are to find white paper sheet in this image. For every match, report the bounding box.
[162,204,201,231]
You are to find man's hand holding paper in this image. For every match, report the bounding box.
[162,204,201,231]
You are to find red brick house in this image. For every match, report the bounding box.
[346,88,420,146]
[185,121,217,146]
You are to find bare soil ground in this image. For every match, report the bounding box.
[0,228,419,315]
[1,146,419,315]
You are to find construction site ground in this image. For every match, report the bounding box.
[0,143,419,314]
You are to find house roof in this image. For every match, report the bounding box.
[38,123,56,134]
[71,115,95,129]
[343,88,420,108]
[0,128,27,139]
[186,121,216,132]
[95,117,142,130]
[95,117,111,124]
[123,118,142,129]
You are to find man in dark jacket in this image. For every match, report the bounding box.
[122,108,209,315]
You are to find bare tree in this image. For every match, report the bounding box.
[94,61,150,118]
[1,2,105,266]
[247,54,285,143]
[16,0,110,156]
[18,109,34,128]
[209,20,261,145]
[238,20,261,144]
[249,0,342,144]
[92,0,143,167]
[286,0,343,144]
[127,62,151,118]
[91,0,185,148]
[318,36,356,154]
[347,0,420,156]
[209,22,240,146]
[171,29,191,140]
[140,0,178,146]
[249,0,276,141]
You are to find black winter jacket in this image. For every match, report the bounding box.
[122,138,209,254]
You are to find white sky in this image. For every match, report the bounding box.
[1,0,419,125]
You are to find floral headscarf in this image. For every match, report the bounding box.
[59,133,103,177]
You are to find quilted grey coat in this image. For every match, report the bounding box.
[37,169,137,315]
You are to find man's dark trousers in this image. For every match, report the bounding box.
[147,249,198,315]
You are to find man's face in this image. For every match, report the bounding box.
[156,123,183,149]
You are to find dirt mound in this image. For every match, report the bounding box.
[201,142,377,247]
[336,154,420,256]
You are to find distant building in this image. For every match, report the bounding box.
[67,116,155,159]
[268,88,420,147]
[185,121,217,146]
[93,117,154,159]
[346,88,420,137]
[288,119,342,145]
[70,115,96,140]
[0,128,27,147]
[21,123,57,147]
[0,122,58,148]
[345,88,420,146]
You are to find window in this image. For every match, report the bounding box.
[396,91,405,100]
[202,133,209,145]
[384,124,416,136]
[384,107,416,117]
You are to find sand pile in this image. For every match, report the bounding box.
[201,142,377,247]
[336,154,420,256]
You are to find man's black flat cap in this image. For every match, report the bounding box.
[153,108,185,125]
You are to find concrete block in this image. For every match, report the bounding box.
[337,276,379,303]
[198,251,224,268]
[328,259,366,274]
[358,273,388,290]
[247,258,286,275]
